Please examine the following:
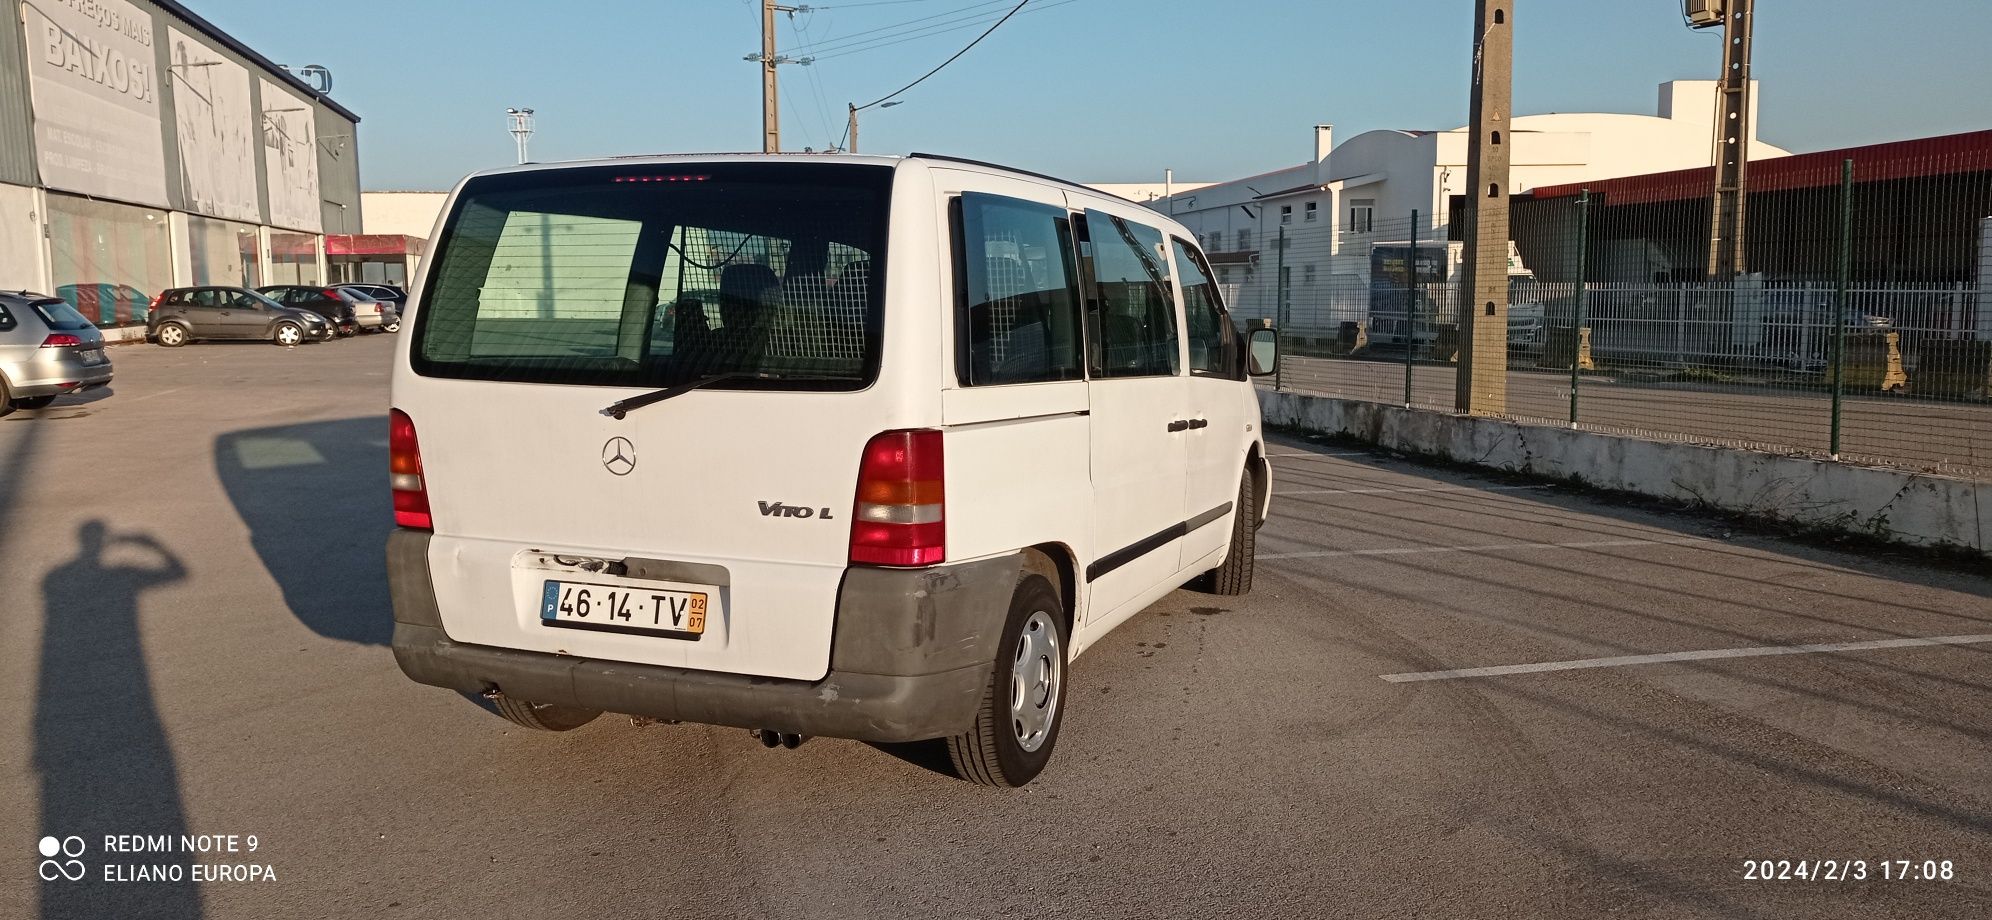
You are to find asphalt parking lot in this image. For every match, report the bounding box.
[2,335,1989,920]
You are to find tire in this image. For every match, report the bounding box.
[1200,465,1258,596]
[13,395,56,410]
[383,320,401,333]
[273,323,303,347]
[156,323,189,347]
[491,694,601,732]
[0,375,12,418]
[947,573,1068,787]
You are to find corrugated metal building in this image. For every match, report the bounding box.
[0,0,362,334]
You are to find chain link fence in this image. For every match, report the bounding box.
[1234,153,1992,479]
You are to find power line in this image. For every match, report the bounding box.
[787,0,1013,55]
[839,0,1031,150]
[788,14,839,149]
[812,0,1079,62]
[809,0,959,7]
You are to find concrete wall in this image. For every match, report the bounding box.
[316,102,361,234]
[1260,390,1991,558]
[360,191,447,238]
[0,4,37,187]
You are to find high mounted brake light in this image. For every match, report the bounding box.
[848,429,944,567]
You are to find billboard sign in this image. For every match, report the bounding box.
[259,78,321,231]
[25,0,170,206]
[168,27,259,222]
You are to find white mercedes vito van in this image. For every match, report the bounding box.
[388,153,1279,786]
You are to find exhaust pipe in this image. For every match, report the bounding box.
[753,729,808,749]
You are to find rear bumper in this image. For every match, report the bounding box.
[4,357,114,397]
[387,530,1020,743]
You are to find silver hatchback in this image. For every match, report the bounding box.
[0,291,114,416]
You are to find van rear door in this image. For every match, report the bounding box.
[396,162,897,681]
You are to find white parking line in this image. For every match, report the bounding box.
[1260,535,1704,561]
[1380,634,1992,683]
[1277,484,1549,497]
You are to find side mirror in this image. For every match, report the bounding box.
[1247,327,1279,377]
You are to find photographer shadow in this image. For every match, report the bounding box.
[34,520,201,920]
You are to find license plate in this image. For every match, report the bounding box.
[539,580,707,639]
[78,349,104,365]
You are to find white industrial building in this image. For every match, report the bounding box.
[1149,81,1790,320]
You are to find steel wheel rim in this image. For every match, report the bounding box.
[278,326,300,345]
[1009,609,1061,752]
[161,326,183,345]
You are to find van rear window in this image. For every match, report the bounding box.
[411,163,891,390]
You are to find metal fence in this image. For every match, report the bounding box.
[1233,160,1992,479]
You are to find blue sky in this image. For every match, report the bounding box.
[192,0,1992,190]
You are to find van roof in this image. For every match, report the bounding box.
[462,152,1148,209]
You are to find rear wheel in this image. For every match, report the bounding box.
[156,323,189,347]
[1198,465,1257,596]
[947,574,1067,787]
[0,376,12,417]
[383,320,401,333]
[273,323,303,347]
[491,694,601,732]
[13,395,56,410]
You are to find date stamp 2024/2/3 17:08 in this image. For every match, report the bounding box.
[1742,859,1956,882]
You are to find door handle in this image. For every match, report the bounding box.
[1188,418,1209,430]
[1166,420,1190,432]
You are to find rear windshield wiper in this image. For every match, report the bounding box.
[599,371,860,420]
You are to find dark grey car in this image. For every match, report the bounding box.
[0,291,113,416]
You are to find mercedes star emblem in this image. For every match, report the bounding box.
[601,437,636,476]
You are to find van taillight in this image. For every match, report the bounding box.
[389,409,432,530]
[849,429,944,567]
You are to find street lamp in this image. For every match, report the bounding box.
[506,107,536,165]
[845,100,901,155]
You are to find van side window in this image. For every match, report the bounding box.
[1079,211,1177,378]
[1172,238,1237,378]
[0,304,14,331]
[951,193,1083,386]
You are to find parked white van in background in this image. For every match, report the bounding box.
[387,154,1279,786]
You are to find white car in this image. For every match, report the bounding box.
[387,154,1278,786]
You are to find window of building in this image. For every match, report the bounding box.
[268,232,322,285]
[1080,210,1177,378]
[47,193,172,329]
[1173,238,1235,378]
[952,193,1083,386]
[1235,228,1252,251]
[1279,205,1292,225]
[1349,198,1376,233]
[1218,268,1231,285]
[1305,201,1319,221]
[1303,264,1317,286]
[188,215,263,288]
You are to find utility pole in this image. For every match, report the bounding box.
[1455,0,1513,416]
[847,103,858,154]
[505,107,535,165]
[1700,0,1754,279]
[761,0,780,153]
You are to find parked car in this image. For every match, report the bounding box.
[0,291,114,415]
[332,286,401,333]
[148,286,335,347]
[257,285,364,335]
[1367,289,1443,347]
[338,283,408,313]
[56,282,153,326]
[387,154,1279,787]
